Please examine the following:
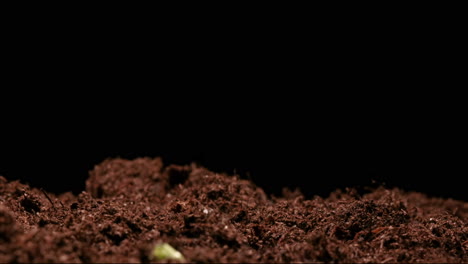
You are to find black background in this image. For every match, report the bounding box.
[1,96,466,202]
[1,17,465,202]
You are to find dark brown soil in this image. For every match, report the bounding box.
[1,158,467,263]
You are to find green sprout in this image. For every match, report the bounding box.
[151,243,185,261]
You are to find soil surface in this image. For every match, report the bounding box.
[1,158,467,263]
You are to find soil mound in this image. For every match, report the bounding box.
[1,158,467,263]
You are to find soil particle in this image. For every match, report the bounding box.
[1,158,467,263]
[0,206,17,242]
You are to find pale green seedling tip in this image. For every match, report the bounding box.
[151,243,185,261]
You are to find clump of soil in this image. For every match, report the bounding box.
[0,158,467,263]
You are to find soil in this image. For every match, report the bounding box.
[0,158,467,263]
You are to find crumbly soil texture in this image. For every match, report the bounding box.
[1,158,467,263]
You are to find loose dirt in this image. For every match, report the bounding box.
[1,158,467,263]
